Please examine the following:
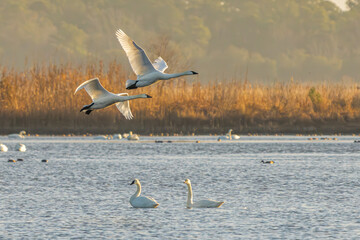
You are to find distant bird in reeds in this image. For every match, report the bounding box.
[184,179,224,208]
[261,160,274,164]
[74,78,152,119]
[129,179,159,208]
[0,144,8,152]
[115,29,198,89]
[8,131,26,139]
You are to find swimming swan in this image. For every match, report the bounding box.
[228,129,240,140]
[75,78,152,119]
[127,131,139,141]
[16,143,26,152]
[0,144,8,152]
[115,29,198,89]
[184,179,224,208]
[217,129,240,140]
[130,179,159,208]
[8,131,26,139]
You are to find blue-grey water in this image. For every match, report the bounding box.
[1,135,359,239]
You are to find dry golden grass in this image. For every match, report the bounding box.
[1,62,360,134]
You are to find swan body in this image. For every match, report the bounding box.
[75,78,152,119]
[127,131,139,141]
[16,143,26,152]
[115,29,198,89]
[0,144,8,152]
[94,135,109,140]
[130,179,159,208]
[218,129,240,140]
[8,131,26,139]
[184,179,224,208]
[113,134,122,139]
[217,135,230,141]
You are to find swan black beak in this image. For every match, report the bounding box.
[191,71,198,75]
[146,94,152,98]
[130,180,135,185]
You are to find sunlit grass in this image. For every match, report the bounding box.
[1,62,360,134]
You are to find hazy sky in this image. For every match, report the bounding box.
[328,0,348,10]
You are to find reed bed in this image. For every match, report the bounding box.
[1,62,360,134]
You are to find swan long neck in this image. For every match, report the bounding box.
[228,130,232,140]
[131,182,141,199]
[186,183,193,208]
[163,71,192,80]
[119,94,147,101]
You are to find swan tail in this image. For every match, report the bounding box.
[154,203,160,208]
[126,80,138,89]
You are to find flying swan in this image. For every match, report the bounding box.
[184,179,224,208]
[130,179,159,208]
[115,29,198,89]
[74,78,152,119]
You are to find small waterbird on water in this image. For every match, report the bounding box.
[115,29,198,89]
[261,160,274,164]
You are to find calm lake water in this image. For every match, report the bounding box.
[1,135,359,239]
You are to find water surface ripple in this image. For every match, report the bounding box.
[1,136,359,239]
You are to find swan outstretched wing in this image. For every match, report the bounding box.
[74,78,110,101]
[115,29,155,76]
[115,93,134,120]
[152,56,168,73]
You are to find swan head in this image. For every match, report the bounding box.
[184,179,191,185]
[190,71,198,75]
[20,131,26,135]
[130,179,140,185]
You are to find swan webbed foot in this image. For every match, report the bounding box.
[85,110,93,115]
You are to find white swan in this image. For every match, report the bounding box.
[130,179,159,208]
[228,129,240,140]
[75,78,152,119]
[113,134,122,139]
[184,179,224,208]
[8,131,26,139]
[0,144,8,152]
[94,135,110,140]
[217,129,240,140]
[115,29,198,89]
[127,131,139,141]
[16,143,26,152]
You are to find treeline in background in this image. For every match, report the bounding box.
[1,62,360,134]
[0,0,360,82]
